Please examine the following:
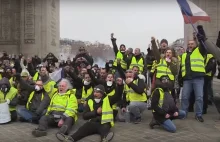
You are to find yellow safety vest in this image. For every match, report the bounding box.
[46,90,78,121]
[88,96,114,127]
[156,59,174,81]
[181,47,205,77]
[0,74,2,80]
[151,88,165,112]
[43,80,57,98]
[33,72,39,82]
[113,51,127,70]
[107,89,117,110]
[81,86,93,103]
[130,56,144,73]
[150,60,157,73]
[205,54,214,76]
[124,79,147,102]
[0,87,17,111]
[26,91,44,110]
[9,77,14,87]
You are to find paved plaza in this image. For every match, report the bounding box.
[0,79,220,142]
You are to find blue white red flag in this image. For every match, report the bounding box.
[177,0,210,24]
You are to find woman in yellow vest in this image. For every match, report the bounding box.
[0,77,18,122]
[56,84,122,142]
[76,73,94,112]
[151,38,179,88]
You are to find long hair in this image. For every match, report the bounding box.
[58,78,73,90]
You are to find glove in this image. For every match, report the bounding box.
[35,85,40,91]
[6,99,10,105]
[197,25,207,42]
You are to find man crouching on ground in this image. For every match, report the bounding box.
[32,79,78,137]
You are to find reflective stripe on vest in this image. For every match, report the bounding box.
[26,91,44,110]
[113,51,127,70]
[0,87,17,111]
[181,47,205,77]
[205,54,214,76]
[81,86,93,103]
[107,89,117,110]
[156,59,174,80]
[150,60,157,73]
[124,79,147,102]
[152,88,164,112]
[88,96,114,127]
[129,56,144,73]
[33,72,39,81]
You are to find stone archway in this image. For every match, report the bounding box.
[0,0,60,57]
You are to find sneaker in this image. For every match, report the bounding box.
[134,118,141,124]
[56,133,74,142]
[195,116,204,122]
[32,128,47,137]
[149,118,159,129]
[59,125,68,134]
[101,132,114,142]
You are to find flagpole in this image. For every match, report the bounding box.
[180,5,208,50]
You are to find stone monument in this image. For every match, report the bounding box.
[0,0,60,57]
[186,0,220,43]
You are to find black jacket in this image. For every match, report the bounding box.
[28,91,50,115]
[83,84,124,122]
[151,88,178,123]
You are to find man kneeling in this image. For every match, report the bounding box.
[56,85,117,142]
[149,76,186,133]
[32,79,78,137]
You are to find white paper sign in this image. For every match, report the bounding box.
[0,102,11,124]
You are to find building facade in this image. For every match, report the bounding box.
[186,0,220,43]
[0,0,60,57]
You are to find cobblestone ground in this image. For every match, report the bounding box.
[0,79,220,142]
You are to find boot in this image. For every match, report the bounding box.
[56,133,75,142]
[32,128,47,137]
[149,118,160,129]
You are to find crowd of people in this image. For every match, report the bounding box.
[0,25,220,142]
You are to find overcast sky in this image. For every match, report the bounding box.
[60,0,184,52]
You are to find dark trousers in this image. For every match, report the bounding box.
[38,115,74,134]
[11,110,17,122]
[71,122,111,141]
[203,77,212,111]
[189,91,195,111]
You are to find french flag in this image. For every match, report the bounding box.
[177,0,211,24]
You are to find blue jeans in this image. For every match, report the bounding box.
[17,107,35,121]
[181,77,204,116]
[161,110,186,133]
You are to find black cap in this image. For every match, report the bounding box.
[94,85,105,94]
[160,39,168,45]
[93,64,98,68]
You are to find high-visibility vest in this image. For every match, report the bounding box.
[129,56,144,73]
[33,72,39,82]
[81,86,93,103]
[26,91,44,110]
[43,80,57,98]
[0,87,17,111]
[113,51,127,70]
[106,89,117,110]
[181,47,205,77]
[9,77,14,87]
[205,54,214,76]
[150,60,157,73]
[124,79,147,102]
[88,96,114,127]
[46,89,78,121]
[151,88,167,113]
[156,59,174,81]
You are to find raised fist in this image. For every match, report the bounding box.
[151,37,155,41]
[111,33,114,38]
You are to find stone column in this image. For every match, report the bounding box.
[20,0,60,57]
